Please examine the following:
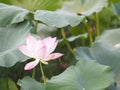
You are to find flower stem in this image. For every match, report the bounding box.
[39,62,46,85]
[61,28,75,55]
[6,68,8,90]
[81,29,85,46]
[32,68,35,78]
[34,21,38,34]
[59,58,62,64]
[86,23,93,46]
[95,13,100,36]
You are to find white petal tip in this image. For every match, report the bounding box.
[40,60,48,65]
[114,43,120,48]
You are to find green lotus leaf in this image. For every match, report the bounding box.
[18,60,114,90]
[18,76,45,90]
[61,0,108,16]
[11,0,63,11]
[111,2,120,16]
[0,3,29,27]
[76,28,120,83]
[46,60,114,90]
[0,21,32,67]
[34,10,84,28]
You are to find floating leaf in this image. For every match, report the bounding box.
[76,47,94,60]
[0,21,32,67]
[76,28,120,82]
[61,0,108,16]
[0,3,29,27]
[34,10,84,28]
[46,60,114,90]
[18,76,45,90]
[91,28,120,82]
[18,60,114,90]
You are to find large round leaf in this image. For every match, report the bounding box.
[34,10,84,28]
[76,28,120,83]
[46,60,114,90]
[10,0,63,11]
[0,3,29,27]
[18,60,114,90]
[18,76,45,90]
[0,21,32,67]
[91,29,120,82]
[61,0,108,16]
[76,47,94,60]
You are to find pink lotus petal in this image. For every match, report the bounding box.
[48,41,58,54]
[43,37,53,50]
[18,34,64,69]
[43,37,58,54]
[18,45,34,58]
[37,46,47,59]
[37,40,45,49]
[26,34,37,49]
[43,37,52,42]
[46,53,63,60]
[24,59,39,70]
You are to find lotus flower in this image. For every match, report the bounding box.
[18,34,63,70]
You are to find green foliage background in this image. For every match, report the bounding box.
[0,0,120,90]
